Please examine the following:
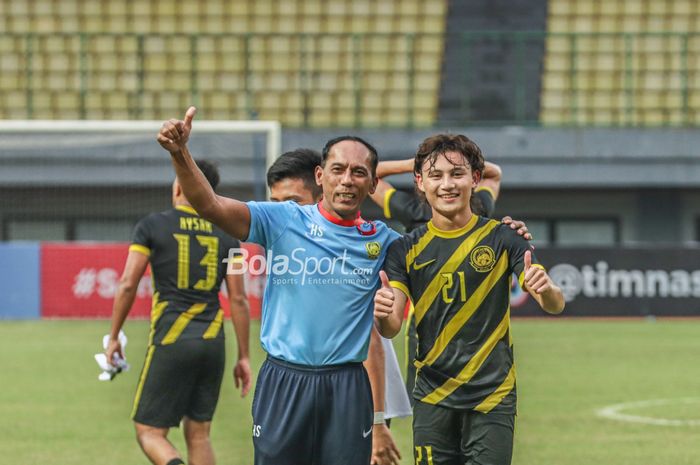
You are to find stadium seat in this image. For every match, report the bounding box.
[0,0,447,127]
[541,0,700,126]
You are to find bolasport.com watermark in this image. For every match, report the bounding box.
[222,247,374,286]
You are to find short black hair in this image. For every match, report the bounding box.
[266,148,323,198]
[321,136,379,177]
[195,159,220,191]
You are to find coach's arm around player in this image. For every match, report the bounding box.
[157,106,251,241]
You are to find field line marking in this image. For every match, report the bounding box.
[596,398,700,427]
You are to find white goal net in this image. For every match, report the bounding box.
[0,119,281,241]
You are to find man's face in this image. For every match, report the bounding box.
[416,151,480,219]
[315,140,377,219]
[269,177,319,206]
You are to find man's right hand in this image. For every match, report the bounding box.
[157,106,197,153]
[104,338,123,367]
[371,423,401,465]
[374,271,394,320]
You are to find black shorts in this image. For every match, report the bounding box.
[252,356,373,465]
[413,400,515,465]
[131,338,225,428]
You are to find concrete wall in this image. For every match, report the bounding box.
[1,127,699,244]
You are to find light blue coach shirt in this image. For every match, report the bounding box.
[245,201,399,366]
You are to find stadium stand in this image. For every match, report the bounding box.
[542,0,700,125]
[0,0,447,126]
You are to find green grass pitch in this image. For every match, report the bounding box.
[0,318,699,464]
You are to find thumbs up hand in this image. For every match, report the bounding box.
[374,270,395,320]
[157,106,197,153]
[522,249,551,294]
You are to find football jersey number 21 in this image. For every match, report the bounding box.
[173,234,219,291]
[440,271,467,304]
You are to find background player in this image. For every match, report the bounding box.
[157,107,400,465]
[266,149,411,465]
[105,159,252,465]
[369,156,531,403]
[375,134,564,465]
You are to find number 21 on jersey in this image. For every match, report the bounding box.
[441,271,467,304]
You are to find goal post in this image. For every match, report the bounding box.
[0,119,282,181]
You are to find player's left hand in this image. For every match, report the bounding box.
[371,423,401,465]
[522,250,552,294]
[502,216,533,241]
[233,357,252,397]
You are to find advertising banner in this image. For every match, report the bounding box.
[513,247,700,317]
[40,242,265,319]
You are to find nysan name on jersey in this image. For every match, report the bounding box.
[384,214,542,414]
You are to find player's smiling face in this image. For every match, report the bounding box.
[316,140,377,220]
[417,151,479,222]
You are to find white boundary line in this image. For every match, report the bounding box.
[596,398,700,426]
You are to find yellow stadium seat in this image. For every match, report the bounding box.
[218,74,245,91]
[669,15,692,32]
[574,0,596,16]
[621,15,644,32]
[548,0,573,16]
[541,91,568,109]
[415,54,441,72]
[599,1,621,16]
[572,15,595,32]
[415,73,440,92]
[0,73,22,90]
[647,1,668,15]
[4,90,25,109]
[545,53,571,72]
[542,72,569,91]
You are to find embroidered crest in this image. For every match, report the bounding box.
[469,246,496,272]
[366,241,381,259]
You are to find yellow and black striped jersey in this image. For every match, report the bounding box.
[130,205,239,346]
[384,214,542,414]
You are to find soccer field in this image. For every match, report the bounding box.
[0,319,698,465]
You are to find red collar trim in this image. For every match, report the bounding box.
[317,202,359,227]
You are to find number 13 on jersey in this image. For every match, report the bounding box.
[173,234,219,291]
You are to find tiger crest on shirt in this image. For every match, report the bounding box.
[366,241,381,259]
[469,245,496,272]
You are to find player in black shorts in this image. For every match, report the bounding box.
[369,158,530,405]
[374,134,564,465]
[105,159,251,465]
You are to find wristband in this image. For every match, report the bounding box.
[373,411,386,425]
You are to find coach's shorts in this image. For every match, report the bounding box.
[252,356,373,465]
[413,400,515,465]
[132,338,225,428]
